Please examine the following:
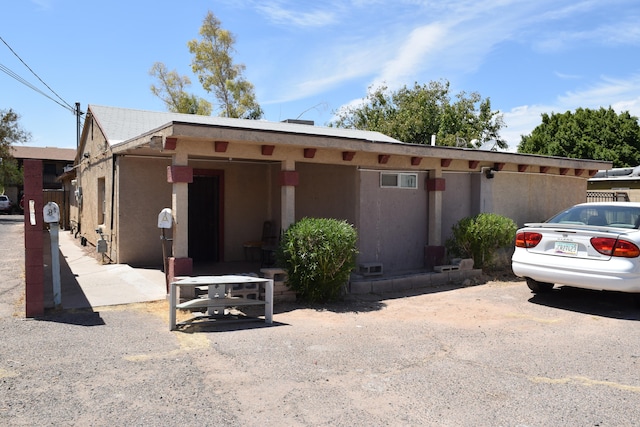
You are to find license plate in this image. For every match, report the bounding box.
[554,241,578,255]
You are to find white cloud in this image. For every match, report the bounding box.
[555,71,582,80]
[501,105,548,150]
[502,74,640,151]
[31,0,52,10]
[375,23,449,88]
[255,1,338,27]
[558,75,640,112]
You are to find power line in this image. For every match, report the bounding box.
[0,35,77,114]
[0,63,74,113]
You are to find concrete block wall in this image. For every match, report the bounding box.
[260,268,297,302]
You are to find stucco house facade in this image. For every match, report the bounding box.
[71,105,610,282]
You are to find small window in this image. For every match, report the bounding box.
[380,172,418,189]
[97,177,106,225]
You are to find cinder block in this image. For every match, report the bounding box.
[458,259,474,270]
[433,265,460,273]
[359,263,383,276]
[349,281,372,294]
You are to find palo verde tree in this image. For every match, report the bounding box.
[187,11,263,119]
[331,80,506,149]
[149,62,212,115]
[0,109,29,191]
[518,107,640,168]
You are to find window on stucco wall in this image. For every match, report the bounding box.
[380,172,418,189]
[97,177,106,225]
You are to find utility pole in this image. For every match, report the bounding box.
[75,102,83,150]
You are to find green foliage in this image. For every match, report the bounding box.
[445,213,517,269]
[517,107,640,168]
[330,80,506,149]
[278,218,358,303]
[149,62,212,115]
[188,11,263,120]
[0,109,29,189]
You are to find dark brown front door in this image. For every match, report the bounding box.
[188,170,224,262]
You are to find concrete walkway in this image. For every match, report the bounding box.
[47,229,167,309]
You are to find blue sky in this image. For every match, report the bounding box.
[2,0,640,151]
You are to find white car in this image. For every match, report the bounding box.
[0,195,11,214]
[512,202,640,297]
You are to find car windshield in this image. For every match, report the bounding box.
[547,205,640,229]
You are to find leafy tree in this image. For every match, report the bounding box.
[149,62,212,115]
[0,109,29,190]
[187,11,263,119]
[518,107,640,168]
[331,80,506,149]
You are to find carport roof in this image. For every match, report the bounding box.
[88,105,402,146]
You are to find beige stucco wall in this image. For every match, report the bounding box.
[441,172,476,245]
[487,171,587,226]
[117,156,172,266]
[439,170,587,247]
[357,169,429,272]
[75,120,113,254]
[115,158,281,265]
[295,163,357,224]
[207,161,278,261]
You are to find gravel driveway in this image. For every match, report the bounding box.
[2,216,640,426]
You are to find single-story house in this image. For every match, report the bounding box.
[71,105,610,282]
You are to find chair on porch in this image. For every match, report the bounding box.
[243,220,278,264]
[260,223,280,268]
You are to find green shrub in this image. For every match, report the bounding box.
[445,213,517,269]
[278,217,358,303]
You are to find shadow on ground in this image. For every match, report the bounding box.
[41,230,104,325]
[35,308,106,326]
[529,286,640,321]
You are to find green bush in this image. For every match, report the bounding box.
[445,213,517,269]
[278,217,358,303]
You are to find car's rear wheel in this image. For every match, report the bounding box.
[526,278,554,293]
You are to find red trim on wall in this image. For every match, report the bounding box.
[167,166,193,183]
[441,158,452,167]
[378,154,390,164]
[574,169,584,176]
[494,162,505,171]
[214,141,228,152]
[163,137,177,150]
[411,157,422,166]
[262,145,275,156]
[518,164,528,172]
[304,148,316,158]
[539,166,549,173]
[426,177,446,191]
[559,168,569,175]
[468,160,479,169]
[588,169,598,177]
[342,151,355,161]
[280,171,299,186]
[168,257,193,283]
